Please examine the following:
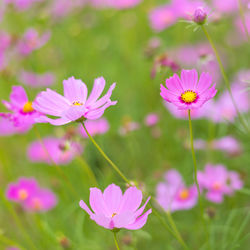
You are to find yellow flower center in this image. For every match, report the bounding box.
[212,182,222,191]
[179,189,190,200]
[32,198,42,210]
[72,101,83,106]
[23,101,34,113]
[18,189,28,200]
[111,213,117,218]
[181,90,197,103]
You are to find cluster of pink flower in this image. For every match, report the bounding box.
[6,177,57,212]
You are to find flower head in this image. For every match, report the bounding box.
[79,184,151,230]
[193,7,207,24]
[156,170,198,212]
[0,86,43,131]
[160,69,217,110]
[198,164,243,203]
[27,137,83,165]
[144,113,159,127]
[33,76,117,126]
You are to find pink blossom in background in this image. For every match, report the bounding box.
[18,70,55,88]
[193,136,242,156]
[6,247,20,250]
[235,69,250,86]
[198,164,243,203]
[0,86,43,130]
[79,184,152,230]
[6,177,39,203]
[90,0,141,9]
[0,116,30,136]
[17,28,51,56]
[144,113,159,127]
[79,118,109,138]
[208,83,249,123]
[0,31,11,53]
[5,0,43,11]
[156,169,198,212]
[33,76,117,126]
[212,0,238,14]
[6,177,57,212]
[119,119,140,136]
[235,12,250,41]
[160,69,217,110]
[27,137,83,165]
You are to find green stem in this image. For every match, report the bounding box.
[34,126,79,198]
[81,122,130,184]
[76,156,98,187]
[201,25,249,132]
[113,232,120,250]
[0,189,37,250]
[238,0,250,42]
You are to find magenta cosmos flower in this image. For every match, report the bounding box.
[198,164,243,203]
[0,86,43,130]
[6,177,57,212]
[79,118,109,138]
[33,76,117,126]
[79,184,152,230]
[156,170,198,212]
[27,137,83,165]
[160,69,217,110]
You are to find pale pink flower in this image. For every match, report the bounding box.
[79,184,151,230]
[156,170,198,212]
[144,113,159,127]
[27,137,83,165]
[17,28,51,56]
[0,86,43,130]
[160,69,217,110]
[198,164,243,203]
[212,0,238,14]
[0,31,11,53]
[119,120,140,136]
[79,118,109,138]
[33,76,117,126]
[18,70,55,88]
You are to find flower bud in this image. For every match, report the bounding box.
[193,7,207,25]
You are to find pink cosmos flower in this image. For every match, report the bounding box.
[160,69,217,110]
[79,184,151,230]
[198,164,243,203]
[193,136,242,156]
[33,76,117,126]
[0,116,29,136]
[156,169,198,212]
[79,118,109,138]
[17,28,51,56]
[207,83,249,123]
[0,86,43,130]
[27,137,83,165]
[6,177,57,212]
[6,177,39,203]
[144,113,159,127]
[18,70,55,88]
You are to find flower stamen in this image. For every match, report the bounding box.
[179,189,190,200]
[23,101,34,113]
[72,101,83,106]
[181,90,197,104]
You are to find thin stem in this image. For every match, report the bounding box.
[76,156,98,187]
[238,0,250,42]
[113,232,120,250]
[81,122,130,184]
[33,126,79,198]
[0,189,37,250]
[201,25,249,132]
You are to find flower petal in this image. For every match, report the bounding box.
[181,69,198,90]
[79,200,94,217]
[10,86,28,108]
[125,209,152,230]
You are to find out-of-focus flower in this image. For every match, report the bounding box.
[6,177,39,202]
[160,69,217,110]
[198,164,243,203]
[207,83,249,123]
[156,169,198,212]
[0,116,29,135]
[17,28,51,56]
[193,136,242,156]
[212,0,238,14]
[0,86,43,130]
[144,37,162,58]
[0,31,11,53]
[119,117,140,136]
[235,12,250,41]
[144,113,159,127]
[5,0,43,11]
[6,177,57,212]
[151,53,180,79]
[27,137,83,165]
[193,7,207,24]
[79,184,152,230]
[90,0,141,9]
[6,247,20,250]
[79,118,109,138]
[18,70,55,88]
[33,76,117,126]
